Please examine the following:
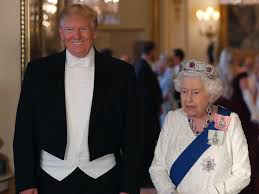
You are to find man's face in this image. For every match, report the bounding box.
[59,15,97,58]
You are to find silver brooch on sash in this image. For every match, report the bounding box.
[201,157,216,172]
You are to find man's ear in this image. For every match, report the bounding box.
[93,29,97,40]
[59,28,64,41]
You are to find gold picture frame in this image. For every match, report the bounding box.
[20,0,30,79]
[219,4,259,56]
[20,0,65,79]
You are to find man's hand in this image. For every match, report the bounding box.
[20,188,38,194]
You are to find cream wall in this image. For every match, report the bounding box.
[188,0,219,62]
[95,0,151,58]
[160,0,189,53]
[119,0,150,31]
[160,0,219,62]
[0,0,20,170]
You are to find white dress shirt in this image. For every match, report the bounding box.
[149,109,251,194]
[41,47,116,181]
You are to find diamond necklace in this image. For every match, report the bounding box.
[187,105,212,136]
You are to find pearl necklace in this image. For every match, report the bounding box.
[188,105,212,136]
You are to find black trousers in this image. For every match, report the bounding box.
[38,166,120,194]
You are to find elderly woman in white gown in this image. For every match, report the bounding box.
[149,59,251,194]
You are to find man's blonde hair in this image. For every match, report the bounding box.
[59,4,98,28]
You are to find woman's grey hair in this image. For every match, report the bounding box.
[59,4,98,28]
[174,71,224,103]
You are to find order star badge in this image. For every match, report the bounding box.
[201,157,216,172]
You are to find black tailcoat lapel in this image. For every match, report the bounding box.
[88,50,111,160]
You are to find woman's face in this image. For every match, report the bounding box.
[180,77,212,118]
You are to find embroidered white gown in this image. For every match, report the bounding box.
[149,109,251,194]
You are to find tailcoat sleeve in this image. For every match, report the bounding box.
[13,62,38,193]
[120,65,140,193]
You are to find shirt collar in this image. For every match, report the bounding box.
[66,47,95,68]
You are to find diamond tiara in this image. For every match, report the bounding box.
[180,59,219,79]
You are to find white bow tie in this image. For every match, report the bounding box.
[67,57,90,68]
